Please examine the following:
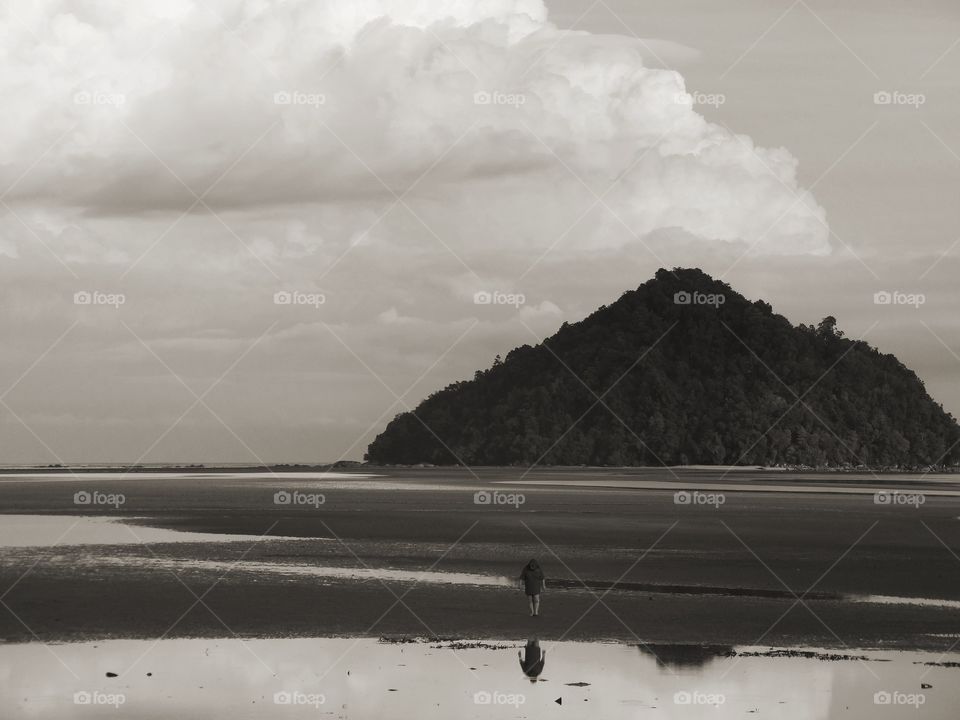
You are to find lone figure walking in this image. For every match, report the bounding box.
[519,558,545,616]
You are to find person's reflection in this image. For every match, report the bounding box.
[518,638,545,681]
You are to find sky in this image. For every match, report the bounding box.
[0,0,958,464]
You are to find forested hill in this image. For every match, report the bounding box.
[365,268,960,468]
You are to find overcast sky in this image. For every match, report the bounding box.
[1,0,958,464]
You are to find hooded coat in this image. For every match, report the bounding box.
[520,560,544,596]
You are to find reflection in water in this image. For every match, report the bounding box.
[92,555,514,587]
[638,643,733,669]
[519,638,545,681]
[0,637,957,719]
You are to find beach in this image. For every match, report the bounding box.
[2,467,960,650]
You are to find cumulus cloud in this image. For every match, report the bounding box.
[0,0,834,462]
[1,0,827,253]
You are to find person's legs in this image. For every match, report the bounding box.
[533,594,540,616]
[527,595,535,616]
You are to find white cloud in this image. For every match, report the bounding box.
[0,0,836,462]
[1,0,827,254]
[519,300,563,320]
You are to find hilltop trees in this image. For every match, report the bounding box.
[366,269,960,469]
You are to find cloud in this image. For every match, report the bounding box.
[1,0,827,254]
[0,0,838,462]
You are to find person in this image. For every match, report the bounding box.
[518,638,545,681]
[519,558,545,616]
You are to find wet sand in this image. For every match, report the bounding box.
[2,467,960,650]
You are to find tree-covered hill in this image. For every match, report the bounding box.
[365,268,960,468]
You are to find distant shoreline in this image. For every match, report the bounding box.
[0,462,957,474]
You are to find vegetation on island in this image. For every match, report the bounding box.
[366,268,960,469]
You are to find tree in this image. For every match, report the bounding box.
[817,315,844,339]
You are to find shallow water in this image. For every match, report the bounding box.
[0,515,299,548]
[84,555,960,610]
[6,515,960,613]
[0,637,954,719]
[92,555,515,587]
[853,595,960,611]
